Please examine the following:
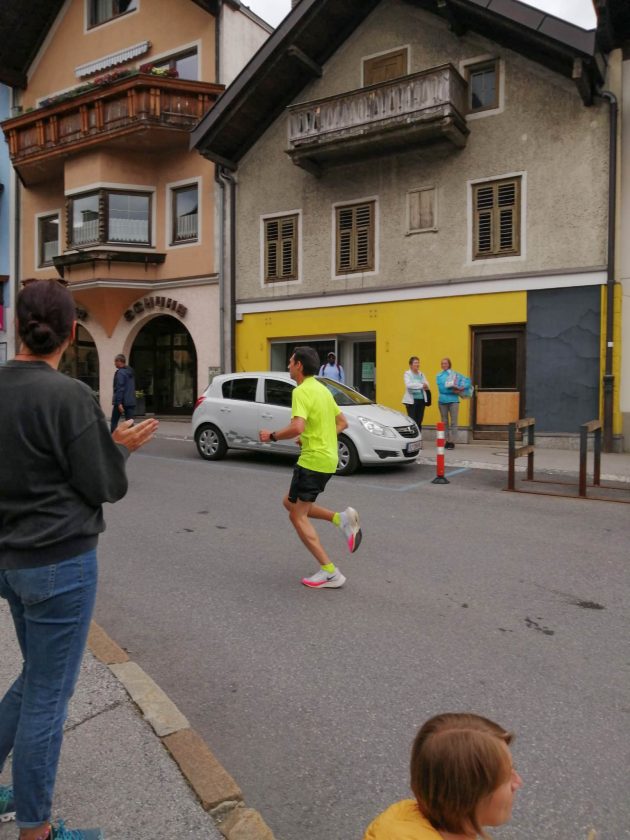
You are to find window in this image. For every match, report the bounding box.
[408,188,436,233]
[467,60,499,112]
[68,189,151,247]
[222,378,258,401]
[264,379,293,408]
[336,201,375,274]
[153,49,198,81]
[264,215,298,283]
[38,214,60,266]
[473,178,521,259]
[89,0,137,27]
[171,185,198,244]
[363,48,408,86]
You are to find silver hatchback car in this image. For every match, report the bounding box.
[192,372,421,475]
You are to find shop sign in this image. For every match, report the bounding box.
[124,296,188,322]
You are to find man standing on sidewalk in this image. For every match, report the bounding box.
[260,346,362,589]
[110,354,136,433]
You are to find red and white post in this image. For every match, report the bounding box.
[431,421,450,484]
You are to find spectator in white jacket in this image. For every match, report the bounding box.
[402,356,429,444]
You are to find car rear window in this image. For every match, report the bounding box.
[222,378,258,401]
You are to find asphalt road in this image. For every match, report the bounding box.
[96,438,629,840]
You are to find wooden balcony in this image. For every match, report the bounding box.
[1,74,224,185]
[287,64,469,173]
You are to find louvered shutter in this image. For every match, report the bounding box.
[473,179,520,259]
[336,202,375,274]
[264,215,297,282]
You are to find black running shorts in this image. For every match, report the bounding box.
[288,465,333,503]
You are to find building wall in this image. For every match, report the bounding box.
[234,0,609,300]
[221,5,272,87]
[620,54,630,450]
[23,0,216,105]
[526,286,601,432]
[237,290,526,426]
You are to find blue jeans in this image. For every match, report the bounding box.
[0,550,98,827]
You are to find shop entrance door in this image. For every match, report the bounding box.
[352,341,376,400]
[131,315,197,415]
[472,326,525,439]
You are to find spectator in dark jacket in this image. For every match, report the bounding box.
[111,354,136,432]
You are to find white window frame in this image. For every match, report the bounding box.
[459,54,505,120]
[259,209,303,289]
[331,196,380,280]
[35,209,62,270]
[361,45,410,87]
[406,186,438,235]
[165,177,202,250]
[466,171,527,266]
[84,0,140,33]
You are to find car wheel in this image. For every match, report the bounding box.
[195,424,227,461]
[336,434,359,476]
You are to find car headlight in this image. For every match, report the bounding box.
[358,416,396,438]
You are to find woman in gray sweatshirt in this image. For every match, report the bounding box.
[0,279,158,840]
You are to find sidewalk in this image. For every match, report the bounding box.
[0,609,275,840]
[155,419,630,483]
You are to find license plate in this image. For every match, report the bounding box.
[405,440,421,455]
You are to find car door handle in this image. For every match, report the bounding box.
[220,407,231,413]
[260,412,273,419]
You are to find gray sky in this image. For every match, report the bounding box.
[246,0,596,29]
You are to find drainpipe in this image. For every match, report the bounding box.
[12,172,21,357]
[600,90,617,452]
[217,166,237,372]
[214,167,226,373]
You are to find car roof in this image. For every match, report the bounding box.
[212,371,292,383]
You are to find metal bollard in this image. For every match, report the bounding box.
[432,421,450,484]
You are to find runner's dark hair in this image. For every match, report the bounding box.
[292,346,320,376]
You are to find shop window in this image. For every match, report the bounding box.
[59,324,99,393]
[264,214,298,283]
[68,189,151,247]
[38,214,60,266]
[88,0,137,28]
[171,185,198,244]
[336,201,375,274]
[473,177,521,259]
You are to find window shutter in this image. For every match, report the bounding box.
[409,188,435,231]
[364,48,407,86]
[265,215,297,282]
[473,179,520,259]
[336,202,375,274]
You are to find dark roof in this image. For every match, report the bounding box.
[191,0,606,167]
[0,0,66,87]
[595,0,630,50]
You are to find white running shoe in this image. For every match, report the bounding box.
[301,568,346,588]
[339,507,362,553]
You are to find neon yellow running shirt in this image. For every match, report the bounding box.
[292,376,340,474]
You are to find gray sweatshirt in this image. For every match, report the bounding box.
[0,361,130,569]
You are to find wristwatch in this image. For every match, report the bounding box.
[270,432,277,442]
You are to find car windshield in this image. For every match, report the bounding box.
[316,377,374,406]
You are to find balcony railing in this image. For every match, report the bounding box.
[1,73,223,184]
[287,64,469,171]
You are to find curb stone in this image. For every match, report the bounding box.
[88,621,276,840]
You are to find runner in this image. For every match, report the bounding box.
[259,346,362,588]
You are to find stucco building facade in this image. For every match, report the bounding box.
[194,0,623,449]
[1,0,270,415]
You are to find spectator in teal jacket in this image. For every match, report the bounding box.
[436,357,464,449]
